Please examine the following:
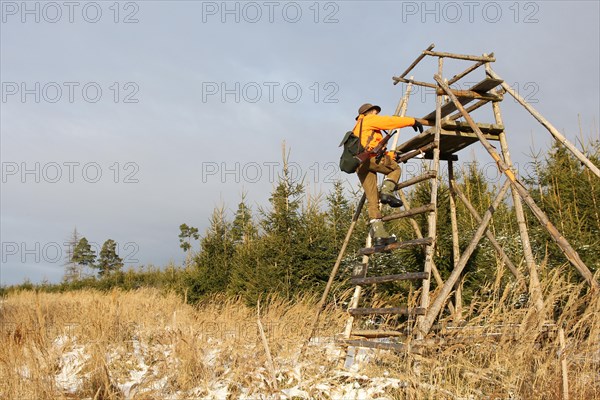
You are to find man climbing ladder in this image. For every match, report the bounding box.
[353,103,423,246]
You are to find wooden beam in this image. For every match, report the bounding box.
[396,43,435,80]
[424,50,496,62]
[436,88,503,101]
[392,76,437,89]
[441,120,504,134]
[447,57,491,85]
[395,171,437,190]
[448,161,462,321]
[349,307,426,316]
[434,74,599,291]
[488,84,545,313]
[448,99,489,121]
[351,272,430,285]
[359,237,433,255]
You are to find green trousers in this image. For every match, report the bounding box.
[356,155,401,220]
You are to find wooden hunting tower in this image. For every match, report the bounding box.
[305,44,599,355]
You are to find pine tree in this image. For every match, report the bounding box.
[72,237,96,274]
[96,239,124,277]
[179,224,199,266]
[63,227,81,282]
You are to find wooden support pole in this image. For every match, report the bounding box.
[448,99,489,121]
[488,86,544,312]
[486,68,600,179]
[452,179,525,283]
[447,57,491,85]
[448,160,463,320]
[423,50,495,62]
[397,190,455,315]
[416,57,444,338]
[342,234,370,339]
[257,300,279,393]
[396,43,435,80]
[559,327,570,400]
[392,76,437,89]
[302,194,366,353]
[434,74,599,291]
[420,179,512,335]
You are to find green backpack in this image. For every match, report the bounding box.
[339,120,364,174]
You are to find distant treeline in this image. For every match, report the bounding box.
[2,140,599,305]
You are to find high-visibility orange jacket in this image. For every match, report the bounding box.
[353,114,416,153]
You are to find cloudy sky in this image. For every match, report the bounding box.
[1,1,599,285]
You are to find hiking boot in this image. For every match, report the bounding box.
[370,219,397,247]
[379,179,403,208]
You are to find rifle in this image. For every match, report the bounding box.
[355,130,395,164]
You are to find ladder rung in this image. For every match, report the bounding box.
[382,204,435,222]
[338,339,420,353]
[351,272,429,285]
[350,330,404,338]
[348,307,426,316]
[395,171,437,190]
[359,237,433,255]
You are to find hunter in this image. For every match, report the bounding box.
[353,103,423,246]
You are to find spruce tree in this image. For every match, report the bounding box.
[188,206,234,301]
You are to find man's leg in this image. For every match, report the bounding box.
[369,156,402,207]
[356,162,381,220]
[356,159,397,246]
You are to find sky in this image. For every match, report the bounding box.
[1,0,599,285]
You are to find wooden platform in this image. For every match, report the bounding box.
[395,127,502,159]
[395,77,504,159]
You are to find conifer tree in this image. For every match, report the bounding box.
[188,206,234,301]
[179,224,199,266]
[96,239,124,277]
[72,237,96,273]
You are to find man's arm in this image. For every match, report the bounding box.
[364,114,416,131]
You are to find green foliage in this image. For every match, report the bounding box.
[178,224,199,252]
[8,139,599,308]
[72,237,96,267]
[96,239,124,277]
[525,141,600,273]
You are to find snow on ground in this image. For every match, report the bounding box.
[46,332,408,399]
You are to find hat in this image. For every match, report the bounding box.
[356,103,381,120]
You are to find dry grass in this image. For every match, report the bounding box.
[0,269,598,399]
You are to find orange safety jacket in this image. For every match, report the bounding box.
[353,114,416,156]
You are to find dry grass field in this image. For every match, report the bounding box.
[1,267,598,399]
